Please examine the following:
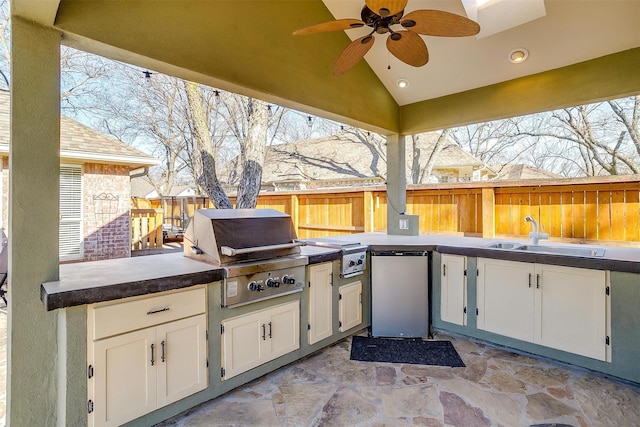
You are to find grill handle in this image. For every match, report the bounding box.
[221,241,306,256]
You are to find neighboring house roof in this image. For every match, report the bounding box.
[0,91,159,168]
[223,132,386,185]
[220,131,494,187]
[131,177,159,198]
[492,164,561,180]
[131,178,199,199]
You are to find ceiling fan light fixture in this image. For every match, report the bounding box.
[508,48,529,63]
[396,78,409,88]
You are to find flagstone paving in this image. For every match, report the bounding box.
[0,311,638,426]
[158,331,640,427]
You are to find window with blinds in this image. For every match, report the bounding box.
[59,165,82,260]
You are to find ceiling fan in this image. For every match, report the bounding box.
[293,0,480,76]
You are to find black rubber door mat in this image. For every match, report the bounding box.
[350,336,465,367]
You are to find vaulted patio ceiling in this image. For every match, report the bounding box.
[13,0,640,135]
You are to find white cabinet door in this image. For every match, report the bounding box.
[535,265,607,361]
[221,310,264,380]
[93,328,157,427]
[89,286,208,427]
[477,258,535,342]
[477,259,608,361]
[267,301,300,360]
[308,262,333,345]
[157,314,208,407]
[440,254,467,325]
[339,281,362,332]
[221,300,300,380]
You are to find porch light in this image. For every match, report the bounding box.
[396,79,409,88]
[508,48,529,63]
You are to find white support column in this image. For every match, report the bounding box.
[8,17,61,425]
[386,134,419,235]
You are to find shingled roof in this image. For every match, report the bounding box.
[219,131,494,188]
[0,91,159,168]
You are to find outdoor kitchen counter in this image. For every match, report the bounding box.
[300,245,342,264]
[316,232,640,274]
[41,252,225,311]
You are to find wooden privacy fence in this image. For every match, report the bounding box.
[131,209,163,253]
[136,175,640,247]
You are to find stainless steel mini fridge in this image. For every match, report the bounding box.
[370,250,429,338]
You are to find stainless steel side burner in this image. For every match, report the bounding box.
[183,209,308,307]
[304,238,368,278]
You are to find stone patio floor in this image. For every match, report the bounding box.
[159,330,640,427]
[1,309,639,426]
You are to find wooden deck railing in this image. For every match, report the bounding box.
[137,175,640,247]
[131,209,163,253]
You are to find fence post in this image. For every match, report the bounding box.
[364,190,374,232]
[290,194,299,235]
[482,187,496,238]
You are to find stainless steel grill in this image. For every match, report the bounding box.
[183,209,307,307]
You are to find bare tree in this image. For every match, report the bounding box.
[0,0,113,112]
[450,117,535,168]
[515,97,640,176]
[409,130,451,184]
[182,81,233,208]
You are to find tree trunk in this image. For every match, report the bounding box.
[410,134,421,184]
[183,81,233,209]
[236,98,269,208]
[419,129,450,183]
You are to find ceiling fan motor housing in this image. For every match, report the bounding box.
[361,6,403,32]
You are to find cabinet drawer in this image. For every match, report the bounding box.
[91,287,206,340]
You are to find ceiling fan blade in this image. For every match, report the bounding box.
[401,10,480,37]
[386,31,428,67]
[293,19,365,36]
[333,35,375,76]
[365,0,408,17]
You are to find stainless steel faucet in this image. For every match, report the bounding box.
[524,215,548,245]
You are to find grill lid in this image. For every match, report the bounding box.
[183,209,304,265]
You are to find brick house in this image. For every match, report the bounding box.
[0,92,159,262]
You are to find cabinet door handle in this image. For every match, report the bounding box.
[150,343,155,366]
[268,322,272,339]
[161,340,166,363]
[536,274,540,289]
[528,273,532,288]
[147,307,170,315]
[261,324,266,341]
[443,264,446,276]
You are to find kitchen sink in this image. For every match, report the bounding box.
[515,245,606,257]
[485,242,523,250]
[485,242,606,257]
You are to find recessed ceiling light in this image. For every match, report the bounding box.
[508,48,529,64]
[396,79,409,88]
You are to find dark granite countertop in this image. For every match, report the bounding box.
[41,253,225,311]
[42,246,343,311]
[42,233,639,311]
[301,245,342,264]
[306,233,640,274]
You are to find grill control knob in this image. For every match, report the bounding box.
[266,278,280,288]
[349,260,356,267]
[357,259,364,265]
[282,275,295,285]
[248,281,264,292]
